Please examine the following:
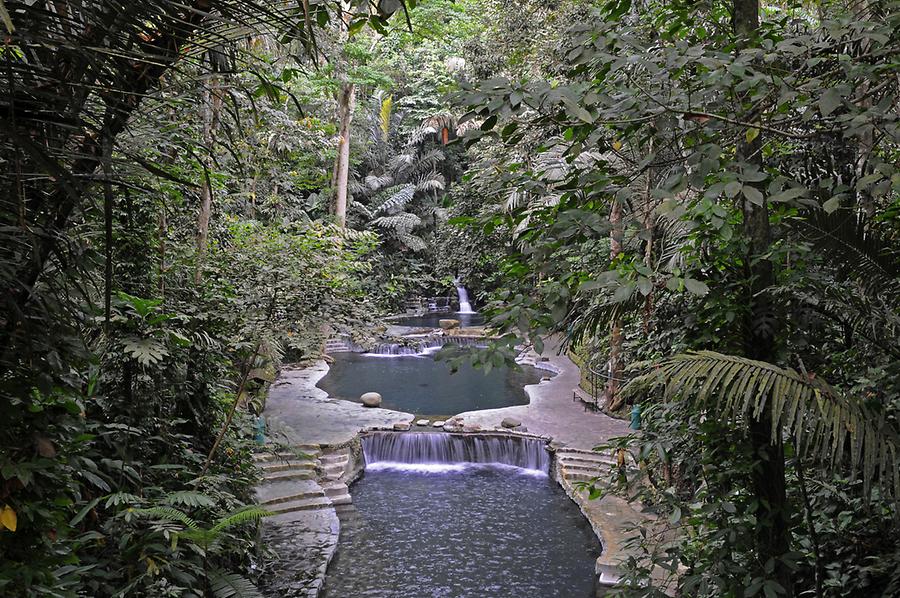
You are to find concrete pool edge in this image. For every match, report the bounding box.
[258,342,643,596]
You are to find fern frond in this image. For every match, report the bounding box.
[162,491,216,508]
[210,505,272,534]
[132,506,199,530]
[626,351,900,500]
[209,569,264,598]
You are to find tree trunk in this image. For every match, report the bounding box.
[195,78,221,285]
[734,0,793,593]
[606,197,624,411]
[332,81,355,228]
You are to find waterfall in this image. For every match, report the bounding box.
[362,432,550,474]
[455,285,475,314]
[364,336,486,357]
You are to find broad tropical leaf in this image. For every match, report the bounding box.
[626,351,900,500]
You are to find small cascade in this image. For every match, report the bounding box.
[369,343,422,356]
[362,432,550,474]
[455,285,475,314]
[364,336,486,357]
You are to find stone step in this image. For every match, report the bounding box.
[562,464,606,477]
[322,482,349,496]
[253,448,321,463]
[257,478,322,501]
[259,460,317,474]
[556,447,616,458]
[563,471,601,483]
[260,489,326,506]
[320,453,350,465]
[267,495,333,514]
[329,493,353,506]
[323,462,346,477]
[262,470,316,483]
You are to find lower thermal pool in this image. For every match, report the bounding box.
[321,464,600,597]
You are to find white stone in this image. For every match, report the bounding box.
[360,392,382,407]
[393,422,411,431]
[432,420,446,428]
[416,419,430,426]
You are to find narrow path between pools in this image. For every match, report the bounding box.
[257,336,647,597]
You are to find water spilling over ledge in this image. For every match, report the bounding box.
[365,335,485,356]
[362,431,551,474]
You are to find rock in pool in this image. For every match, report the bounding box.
[360,392,382,407]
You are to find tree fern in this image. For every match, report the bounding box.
[626,351,900,500]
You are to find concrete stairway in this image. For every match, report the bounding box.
[254,445,335,516]
[319,447,353,508]
[324,337,353,354]
[555,447,618,484]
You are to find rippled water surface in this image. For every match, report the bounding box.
[391,312,485,328]
[317,352,544,415]
[321,465,600,598]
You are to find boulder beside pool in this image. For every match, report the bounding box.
[438,318,460,329]
[501,417,522,428]
[361,392,382,407]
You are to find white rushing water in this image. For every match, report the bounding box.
[455,284,475,314]
[362,432,550,475]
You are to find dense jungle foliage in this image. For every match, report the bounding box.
[1,0,899,597]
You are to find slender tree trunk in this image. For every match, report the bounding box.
[333,81,355,227]
[735,0,793,593]
[606,198,624,411]
[102,119,114,330]
[195,78,221,284]
[158,206,167,298]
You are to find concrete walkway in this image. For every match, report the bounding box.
[455,338,629,451]
[264,362,414,447]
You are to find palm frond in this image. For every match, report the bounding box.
[796,208,900,298]
[626,351,900,500]
[365,173,393,191]
[373,184,415,215]
[371,212,421,233]
[397,233,428,252]
[416,173,445,193]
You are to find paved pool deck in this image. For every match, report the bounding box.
[264,362,414,447]
[455,337,630,451]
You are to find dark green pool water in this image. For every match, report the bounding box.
[317,352,545,416]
